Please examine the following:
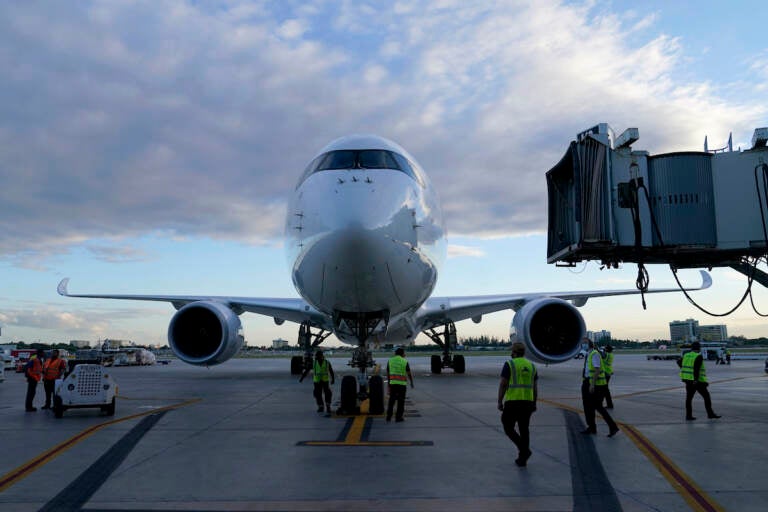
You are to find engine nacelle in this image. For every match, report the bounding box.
[510,298,586,364]
[168,301,244,366]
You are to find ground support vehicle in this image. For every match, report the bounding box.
[53,362,118,418]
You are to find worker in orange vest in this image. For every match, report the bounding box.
[24,349,45,412]
[42,349,67,410]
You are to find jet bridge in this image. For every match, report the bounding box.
[546,124,768,281]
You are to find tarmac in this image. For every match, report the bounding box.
[1,353,766,512]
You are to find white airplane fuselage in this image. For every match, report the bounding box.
[285,135,446,346]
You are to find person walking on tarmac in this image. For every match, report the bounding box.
[581,340,619,437]
[602,345,615,409]
[299,350,335,414]
[677,341,721,421]
[41,349,67,410]
[497,342,538,467]
[24,349,45,412]
[386,347,414,422]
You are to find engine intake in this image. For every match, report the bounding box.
[168,301,244,366]
[510,298,585,364]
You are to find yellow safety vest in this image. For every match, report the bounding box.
[680,351,707,382]
[388,356,408,386]
[504,358,536,402]
[587,349,607,385]
[313,360,329,383]
[603,353,614,376]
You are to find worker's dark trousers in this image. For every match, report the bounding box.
[387,384,407,420]
[684,381,716,418]
[25,378,38,410]
[603,374,614,408]
[313,381,332,407]
[501,401,534,456]
[43,379,56,407]
[581,379,617,432]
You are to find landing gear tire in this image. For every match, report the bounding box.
[431,355,442,374]
[290,356,303,375]
[53,396,64,419]
[340,375,358,414]
[453,354,465,374]
[368,375,384,415]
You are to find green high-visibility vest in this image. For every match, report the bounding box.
[313,360,329,383]
[680,351,707,382]
[588,349,607,385]
[389,356,408,386]
[603,353,614,375]
[504,358,536,402]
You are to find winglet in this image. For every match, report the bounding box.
[699,270,712,290]
[57,278,70,296]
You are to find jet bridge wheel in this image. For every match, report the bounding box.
[368,375,384,415]
[104,397,116,416]
[430,355,442,374]
[290,356,304,375]
[340,375,358,415]
[453,354,465,374]
[53,396,65,419]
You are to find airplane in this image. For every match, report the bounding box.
[58,134,712,414]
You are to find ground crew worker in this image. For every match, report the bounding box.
[24,349,45,412]
[677,341,721,421]
[41,349,67,410]
[497,342,538,467]
[299,350,335,414]
[725,348,731,365]
[581,340,619,437]
[602,345,614,409]
[386,347,414,422]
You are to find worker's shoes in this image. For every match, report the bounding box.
[607,427,620,438]
[316,406,324,413]
[708,414,722,419]
[685,416,697,421]
[515,449,532,467]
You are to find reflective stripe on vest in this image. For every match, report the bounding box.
[313,360,329,383]
[604,353,614,375]
[389,356,408,385]
[588,350,607,385]
[504,358,535,402]
[43,358,66,380]
[27,358,42,382]
[680,351,707,382]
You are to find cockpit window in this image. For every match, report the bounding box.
[297,149,424,186]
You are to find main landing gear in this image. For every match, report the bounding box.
[335,311,387,416]
[424,321,465,374]
[290,322,332,375]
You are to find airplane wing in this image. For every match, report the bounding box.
[415,270,712,330]
[57,278,333,330]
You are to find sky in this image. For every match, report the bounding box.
[1,0,767,348]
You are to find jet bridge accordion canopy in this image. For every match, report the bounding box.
[546,123,768,268]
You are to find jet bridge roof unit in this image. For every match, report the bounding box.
[546,124,768,268]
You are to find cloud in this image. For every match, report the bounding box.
[447,244,485,258]
[0,1,765,265]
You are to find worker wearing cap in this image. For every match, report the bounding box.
[386,347,414,422]
[299,350,335,414]
[24,349,45,412]
[497,342,538,467]
[678,341,721,420]
[41,349,67,410]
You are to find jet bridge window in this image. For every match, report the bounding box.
[298,149,423,185]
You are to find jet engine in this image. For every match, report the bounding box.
[510,298,586,364]
[168,301,244,366]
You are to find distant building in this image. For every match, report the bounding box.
[70,340,91,349]
[587,330,611,343]
[698,324,728,342]
[272,338,289,350]
[102,339,130,350]
[669,319,699,343]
